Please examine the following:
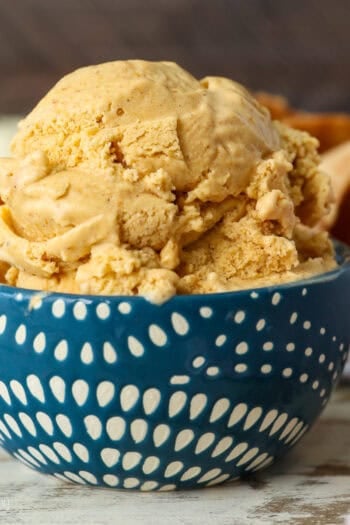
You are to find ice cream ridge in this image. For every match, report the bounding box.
[0,60,336,303]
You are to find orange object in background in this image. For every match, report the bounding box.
[255,92,350,153]
[256,92,350,245]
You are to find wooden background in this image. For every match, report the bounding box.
[0,0,349,114]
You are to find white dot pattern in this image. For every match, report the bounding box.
[103,342,117,364]
[26,375,45,403]
[215,335,227,347]
[228,403,248,427]
[79,471,97,484]
[195,432,215,454]
[130,419,148,443]
[52,299,65,318]
[118,302,131,314]
[190,394,207,420]
[210,398,230,423]
[54,340,68,361]
[174,429,195,451]
[106,417,126,441]
[206,366,220,376]
[235,342,248,355]
[101,448,120,468]
[96,303,111,320]
[128,336,144,358]
[261,364,272,374]
[103,474,119,487]
[235,364,247,373]
[199,307,212,318]
[49,376,66,403]
[192,356,205,368]
[84,415,102,440]
[0,282,344,491]
[124,477,140,489]
[149,324,167,347]
[170,375,190,385]
[198,468,222,483]
[39,444,60,464]
[36,412,54,435]
[18,413,36,436]
[73,301,87,321]
[142,388,161,415]
[73,443,89,463]
[164,461,184,478]
[168,391,187,418]
[4,414,22,437]
[256,319,266,331]
[153,424,171,447]
[15,324,26,345]
[0,420,11,439]
[80,343,94,365]
[10,380,27,405]
[244,407,263,430]
[72,380,89,407]
[141,481,158,491]
[142,456,160,474]
[17,449,40,468]
[54,442,72,463]
[272,293,281,305]
[27,446,47,464]
[33,333,46,354]
[234,311,245,324]
[289,312,298,324]
[0,315,6,334]
[56,414,73,438]
[181,466,201,481]
[171,313,189,336]
[120,385,140,412]
[96,381,115,407]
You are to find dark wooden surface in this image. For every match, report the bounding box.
[0,0,350,114]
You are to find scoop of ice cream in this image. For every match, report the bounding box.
[0,60,335,301]
[9,62,280,247]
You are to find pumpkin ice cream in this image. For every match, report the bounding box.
[0,60,335,302]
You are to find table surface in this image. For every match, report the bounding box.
[0,384,347,525]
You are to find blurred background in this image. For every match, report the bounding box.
[0,0,350,114]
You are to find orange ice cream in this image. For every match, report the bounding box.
[0,61,335,302]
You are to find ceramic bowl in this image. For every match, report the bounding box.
[0,242,348,491]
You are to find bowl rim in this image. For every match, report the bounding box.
[0,239,349,305]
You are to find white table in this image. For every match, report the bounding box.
[0,384,348,525]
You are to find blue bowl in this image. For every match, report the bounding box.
[0,242,348,491]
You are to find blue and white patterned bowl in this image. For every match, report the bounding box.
[0,242,348,491]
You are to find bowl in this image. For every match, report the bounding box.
[0,242,348,491]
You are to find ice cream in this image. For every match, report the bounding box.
[319,141,350,244]
[0,60,336,302]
